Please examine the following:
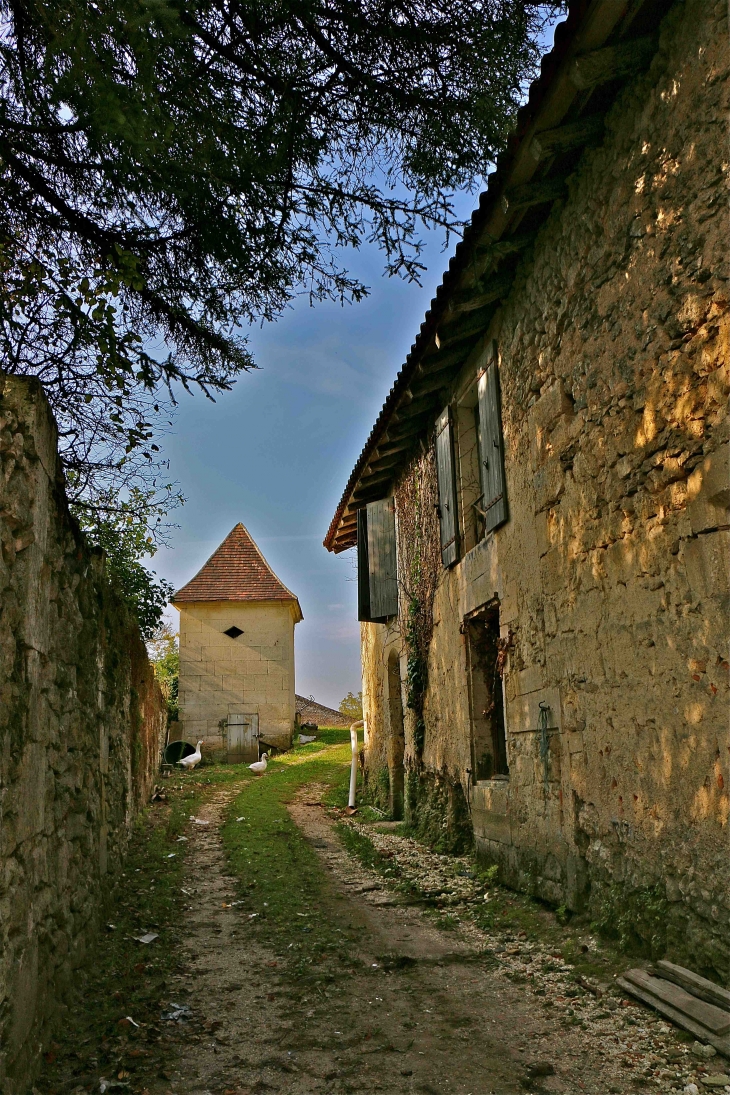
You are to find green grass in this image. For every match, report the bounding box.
[220,728,368,982]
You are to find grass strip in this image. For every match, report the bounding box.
[220,728,365,982]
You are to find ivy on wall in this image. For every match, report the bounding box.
[394,439,442,758]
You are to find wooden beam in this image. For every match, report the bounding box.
[421,341,476,372]
[373,437,415,459]
[437,304,495,347]
[449,271,514,313]
[352,482,394,503]
[569,36,656,91]
[385,412,433,443]
[366,450,407,474]
[411,370,454,397]
[474,232,536,262]
[530,114,605,162]
[501,175,567,216]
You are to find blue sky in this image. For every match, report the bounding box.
[156,198,476,710]
[154,18,560,710]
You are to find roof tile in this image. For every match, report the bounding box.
[173,523,302,619]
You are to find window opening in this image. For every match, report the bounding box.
[224,625,243,639]
[465,602,508,780]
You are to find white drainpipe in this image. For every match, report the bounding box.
[349,720,364,808]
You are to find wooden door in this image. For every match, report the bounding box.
[227,713,259,763]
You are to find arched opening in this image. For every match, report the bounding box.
[387,649,406,820]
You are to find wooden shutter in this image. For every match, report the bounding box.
[435,406,459,567]
[367,498,398,620]
[356,508,371,622]
[477,347,508,533]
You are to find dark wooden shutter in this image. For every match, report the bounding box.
[477,345,508,533]
[435,406,459,567]
[356,507,371,622]
[367,498,398,620]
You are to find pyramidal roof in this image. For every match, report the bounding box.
[173,523,302,619]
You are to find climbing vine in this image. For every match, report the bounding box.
[394,440,442,758]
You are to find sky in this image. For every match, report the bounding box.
[155,198,476,710]
[154,19,561,711]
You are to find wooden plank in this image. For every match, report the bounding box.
[501,175,567,216]
[474,232,536,262]
[435,407,459,567]
[367,451,407,474]
[477,350,508,533]
[655,961,730,1014]
[411,370,455,398]
[437,304,495,346]
[569,36,656,91]
[385,414,434,443]
[449,272,514,314]
[623,969,730,1036]
[367,498,398,620]
[617,977,730,1060]
[421,341,477,373]
[356,508,370,622]
[530,114,606,162]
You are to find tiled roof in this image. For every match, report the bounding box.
[173,523,303,619]
[324,0,671,552]
[296,695,350,727]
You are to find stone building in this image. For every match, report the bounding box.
[173,523,302,760]
[324,0,729,979]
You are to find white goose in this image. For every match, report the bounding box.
[178,741,203,770]
[249,752,268,775]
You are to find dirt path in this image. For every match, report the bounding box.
[158,782,622,1095]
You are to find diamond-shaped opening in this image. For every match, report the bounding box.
[223,625,243,639]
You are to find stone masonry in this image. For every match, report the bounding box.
[0,375,166,1093]
[359,0,729,980]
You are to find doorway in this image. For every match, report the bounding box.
[387,650,406,819]
[465,603,509,781]
[227,712,259,763]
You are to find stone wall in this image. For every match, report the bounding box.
[0,375,167,1092]
[176,600,297,758]
[362,0,729,980]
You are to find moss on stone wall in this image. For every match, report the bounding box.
[362,766,391,813]
[404,766,473,855]
[590,881,669,961]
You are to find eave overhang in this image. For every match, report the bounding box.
[324,0,673,554]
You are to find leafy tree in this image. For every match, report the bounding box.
[1,0,559,630]
[339,690,363,721]
[148,622,180,724]
[0,235,184,532]
[78,500,175,640]
[0,0,556,519]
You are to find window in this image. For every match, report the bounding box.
[223,625,243,638]
[357,499,398,622]
[464,602,508,781]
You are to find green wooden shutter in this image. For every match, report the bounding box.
[367,498,398,620]
[356,508,371,622]
[477,347,508,533]
[435,406,459,567]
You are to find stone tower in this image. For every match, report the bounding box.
[172,523,302,761]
